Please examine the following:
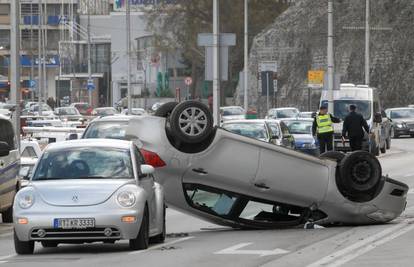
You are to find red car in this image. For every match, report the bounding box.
[70,102,93,116]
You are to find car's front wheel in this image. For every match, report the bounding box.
[150,204,166,244]
[129,207,149,250]
[14,231,34,255]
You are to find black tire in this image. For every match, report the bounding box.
[319,151,346,163]
[386,137,391,150]
[154,102,178,118]
[169,101,214,144]
[391,128,398,139]
[41,241,58,248]
[1,205,13,223]
[339,151,382,198]
[150,204,166,244]
[14,231,34,255]
[129,206,149,250]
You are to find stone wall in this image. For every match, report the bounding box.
[241,0,414,116]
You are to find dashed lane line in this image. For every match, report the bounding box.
[128,236,194,255]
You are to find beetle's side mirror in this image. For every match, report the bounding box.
[374,112,382,123]
[0,141,11,157]
[67,133,78,140]
[139,164,154,179]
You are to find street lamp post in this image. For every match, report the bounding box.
[212,0,220,126]
[87,0,92,106]
[365,0,370,85]
[327,0,334,115]
[126,0,132,111]
[243,0,248,112]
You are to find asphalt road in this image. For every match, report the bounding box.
[0,138,414,267]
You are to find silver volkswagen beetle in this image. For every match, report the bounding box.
[13,139,165,254]
[83,101,408,229]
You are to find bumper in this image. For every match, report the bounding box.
[14,206,143,242]
[395,128,414,136]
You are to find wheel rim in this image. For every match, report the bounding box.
[352,161,371,184]
[178,107,208,137]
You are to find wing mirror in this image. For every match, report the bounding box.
[374,112,382,123]
[139,164,155,179]
[67,133,78,140]
[0,141,11,157]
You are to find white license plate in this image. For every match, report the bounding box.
[54,218,95,229]
[410,129,414,132]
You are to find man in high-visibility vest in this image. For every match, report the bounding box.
[312,105,341,154]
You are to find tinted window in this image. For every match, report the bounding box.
[0,119,15,148]
[284,120,313,135]
[185,186,236,216]
[321,100,372,120]
[223,123,268,141]
[33,147,133,180]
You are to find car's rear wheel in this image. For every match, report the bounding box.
[339,151,383,202]
[154,102,178,118]
[129,206,149,250]
[41,241,58,248]
[1,205,13,223]
[150,204,166,244]
[169,101,214,144]
[14,231,34,255]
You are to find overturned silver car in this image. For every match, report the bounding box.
[83,101,408,228]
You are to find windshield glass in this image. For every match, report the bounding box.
[284,120,313,135]
[270,109,299,118]
[223,123,268,141]
[321,100,372,120]
[222,107,244,116]
[83,122,129,139]
[57,108,79,115]
[390,109,414,119]
[96,108,118,116]
[33,147,133,180]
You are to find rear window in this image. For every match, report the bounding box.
[83,121,129,140]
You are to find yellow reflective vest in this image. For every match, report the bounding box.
[316,114,334,134]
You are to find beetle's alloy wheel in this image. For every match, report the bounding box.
[178,107,208,137]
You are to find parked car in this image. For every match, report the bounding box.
[82,101,408,229]
[121,108,148,116]
[54,107,83,121]
[70,103,93,116]
[25,103,54,116]
[92,107,120,117]
[266,107,300,119]
[222,120,295,149]
[0,116,19,223]
[13,139,166,254]
[220,106,246,123]
[385,107,414,138]
[282,118,319,156]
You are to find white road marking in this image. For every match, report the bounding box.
[0,232,12,238]
[408,189,414,194]
[0,254,17,265]
[306,219,414,267]
[128,236,194,255]
[214,243,289,257]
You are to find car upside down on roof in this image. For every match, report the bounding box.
[83,101,409,229]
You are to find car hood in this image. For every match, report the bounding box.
[392,118,414,124]
[292,134,315,144]
[31,179,135,206]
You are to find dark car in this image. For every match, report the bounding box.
[385,108,414,138]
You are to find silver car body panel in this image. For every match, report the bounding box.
[14,139,164,242]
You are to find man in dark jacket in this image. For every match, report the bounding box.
[312,105,341,154]
[342,104,370,151]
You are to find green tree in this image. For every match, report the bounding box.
[145,0,292,99]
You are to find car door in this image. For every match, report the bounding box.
[182,130,261,198]
[0,119,19,210]
[134,146,157,232]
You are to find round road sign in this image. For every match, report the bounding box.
[185,77,193,86]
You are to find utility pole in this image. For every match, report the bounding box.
[38,0,43,116]
[365,0,370,85]
[126,0,132,111]
[212,0,220,125]
[87,0,92,105]
[327,0,334,115]
[243,0,248,112]
[10,0,21,147]
[30,2,34,102]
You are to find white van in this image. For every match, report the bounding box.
[0,115,20,222]
[320,84,387,155]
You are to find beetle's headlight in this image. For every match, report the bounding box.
[117,191,136,207]
[18,193,35,209]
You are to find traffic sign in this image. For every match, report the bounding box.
[185,77,193,86]
[29,80,36,88]
[308,70,325,88]
[87,79,95,91]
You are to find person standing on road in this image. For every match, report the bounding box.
[342,104,370,151]
[312,105,341,154]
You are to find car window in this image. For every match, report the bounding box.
[284,121,313,135]
[22,146,38,158]
[390,109,414,119]
[0,119,15,149]
[83,122,129,139]
[184,185,237,216]
[222,108,244,116]
[33,147,133,180]
[276,109,299,118]
[280,122,291,136]
[223,123,268,141]
[267,122,281,137]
